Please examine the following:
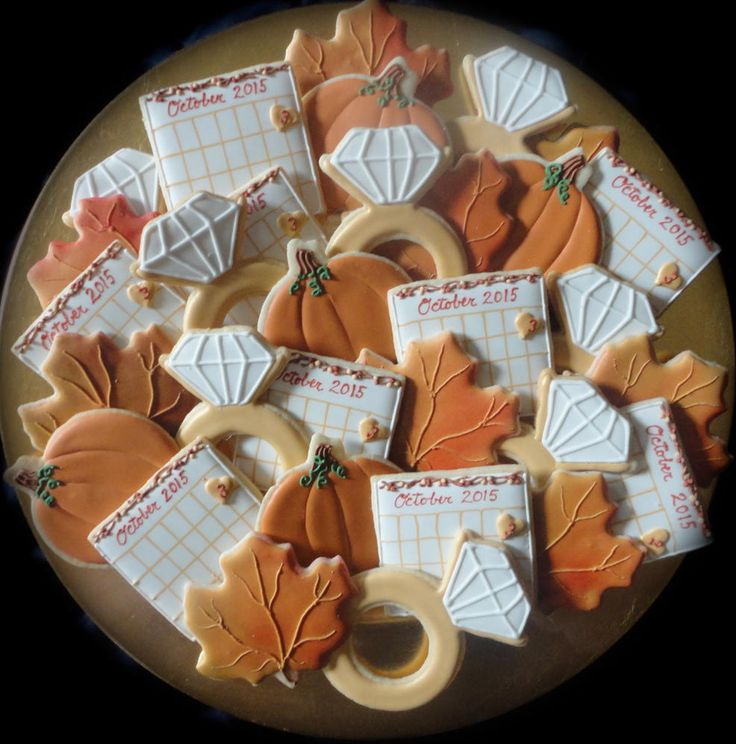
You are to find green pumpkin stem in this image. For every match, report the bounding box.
[542,155,586,205]
[289,248,333,297]
[23,463,63,507]
[358,63,415,108]
[299,444,348,489]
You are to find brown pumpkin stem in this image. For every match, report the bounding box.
[289,248,333,297]
[17,463,63,507]
[358,63,413,108]
[299,444,348,489]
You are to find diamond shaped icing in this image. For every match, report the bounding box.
[542,377,630,464]
[474,47,567,132]
[165,329,277,406]
[331,126,442,205]
[442,540,530,643]
[557,266,659,354]
[71,148,158,217]
[140,192,239,283]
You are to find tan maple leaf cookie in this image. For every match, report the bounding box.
[184,532,356,685]
[286,0,452,105]
[19,327,198,452]
[587,334,730,486]
[536,471,645,611]
[533,125,620,163]
[360,331,520,471]
[27,195,159,308]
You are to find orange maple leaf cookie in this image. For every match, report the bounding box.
[536,471,645,611]
[27,195,159,307]
[587,334,730,486]
[360,332,520,471]
[184,532,355,685]
[18,327,198,452]
[286,0,452,105]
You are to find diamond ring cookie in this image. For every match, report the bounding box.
[2,0,730,736]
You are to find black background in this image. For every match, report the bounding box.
[2,1,731,739]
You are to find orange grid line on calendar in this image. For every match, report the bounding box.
[224,170,325,327]
[375,503,533,583]
[143,70,322,214]
[14,247,185,374]
[94,448,260,639]
[392,304,549,416]
[232,386,396,493]
[586,165,718,313]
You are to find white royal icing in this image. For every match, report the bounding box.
[331,126,443,205]
[70,148,159,217]
[388,271,552,416]
[585,148,720,313]
[164,328,280,407]
[140,63,323,214]
[541,377,631,465]
[442,539,531,643]
[473,47,568,132]
[89,440,262,640]
[232,352,404,492]
[13,243,185,375]
[371,466,534,590]
[606,399,712,559]
[139,192,240,283]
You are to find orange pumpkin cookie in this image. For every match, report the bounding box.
[258,240,410,362]
[8,409,179,566]
[360,332,520,471]
[536,471,645,611]
[28,195,159,308]
[496,151,601,274]
[258,436,400,573]
[184,532,356,685]
[303,58,450,212]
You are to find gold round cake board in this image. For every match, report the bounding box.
[0,3,731,737]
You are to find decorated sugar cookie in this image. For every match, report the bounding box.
[89,438,263,638]
[605,399,711,559]
[259,239,410,362]
[6,409,180,566]
[450,47,576,156]
[533,125,619,163]
[323,529,530,711]
[286,0,453,106]
[584,148,720,313]
[303,58,450,212]
[258,435,400,573]
[587,334,730,486]
[387,270,553,416]
[497,150,601,274]
[18,328,197,452]
[66,148,159,224]
[370,465,534,589]
[321,126,468,279]
[360,332,520,472]
[536,471,645,611]
[136,191,285,330]
[140,62,322,213]
[163,327,310,475]
[548,264,661,373]
[184,532,356,686]
[499,369,632,487]
[28,196,159,308]
[227,350,404,492]
[14,242,185,375]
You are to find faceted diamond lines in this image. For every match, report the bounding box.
[331,126,442,205]
[164,329,278,406]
